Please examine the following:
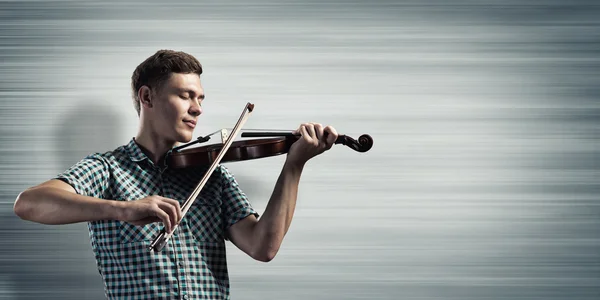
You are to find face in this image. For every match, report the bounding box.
[140,73,204,144]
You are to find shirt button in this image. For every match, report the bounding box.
[183,295,188,300]
[178,261,184,267]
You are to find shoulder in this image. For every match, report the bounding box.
[216,164,239,182]
[217,164,232,176]
[74,144,132,169]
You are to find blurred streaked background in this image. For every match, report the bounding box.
[1,0,599,299]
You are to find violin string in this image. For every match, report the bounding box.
[217,128,291,132]
[202,129,223,138]
[241,128,292,132]
[198,128,292,138]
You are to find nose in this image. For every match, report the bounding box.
[189,99,202,116]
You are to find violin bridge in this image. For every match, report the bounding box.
[220,129,229,144]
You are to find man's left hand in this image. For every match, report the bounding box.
[286,122,338,166]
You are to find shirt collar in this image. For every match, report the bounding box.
[125,138,149,162]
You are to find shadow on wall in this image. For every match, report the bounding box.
[229,172,271,208]
[55,103,124,170]
[1,102,122,300]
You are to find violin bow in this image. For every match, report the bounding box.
[148,102,255,252]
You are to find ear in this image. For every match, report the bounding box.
[138,85,153,109]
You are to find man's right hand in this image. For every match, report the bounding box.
[118,196,182,233]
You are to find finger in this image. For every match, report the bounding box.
[157,201,178,232]
[293,124,303,136]
[306,123,317,143]
[300,125,311,143]
[161,197,182,223]
[314,123,324,143]
[324,125,338,146]
[153,207,172,233]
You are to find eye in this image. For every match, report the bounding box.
[180,94,190,100]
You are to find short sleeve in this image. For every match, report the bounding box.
[219,165,259,235]
[54,153,110,199]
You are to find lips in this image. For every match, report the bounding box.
[183,120,196,128]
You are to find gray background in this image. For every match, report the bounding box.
[1,0,599,299]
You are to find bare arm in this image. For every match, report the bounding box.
[227,160,303,262]
[14,179,182,233]
[14,179,121,225]
[227,123,338,262]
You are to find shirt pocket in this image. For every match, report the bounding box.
[119,221,161,243]
[117,191,162,243]
[186,195,223,243]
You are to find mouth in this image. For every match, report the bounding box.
[183,120,196,129]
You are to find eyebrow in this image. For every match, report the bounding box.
[179,89,205,99]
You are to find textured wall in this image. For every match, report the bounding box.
[1,0,599,299]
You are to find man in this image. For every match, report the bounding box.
[13,49,338,299]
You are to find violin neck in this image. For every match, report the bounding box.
[240,132,296,138]
[241,131,346,142]
[241,131,372,153]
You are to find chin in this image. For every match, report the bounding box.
[176,131,194,143]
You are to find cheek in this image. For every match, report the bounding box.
[168,98,188,114]
[161,100,185,120]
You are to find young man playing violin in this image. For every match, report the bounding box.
[13,49,338,299]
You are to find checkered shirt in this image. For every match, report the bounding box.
[55,138,259,300]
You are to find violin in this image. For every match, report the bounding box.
[166,131,373,168]
[149,102,372,252]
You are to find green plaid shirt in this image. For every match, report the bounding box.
[55,138,259,300]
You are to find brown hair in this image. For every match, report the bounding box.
[131,49,203,115]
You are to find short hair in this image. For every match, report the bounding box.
[131,49,203,116]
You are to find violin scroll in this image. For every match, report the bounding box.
[335,134,373,153]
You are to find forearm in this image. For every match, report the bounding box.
[14,186,121,225]
[254,160,304,253]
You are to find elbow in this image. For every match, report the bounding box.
[253,247,278,263]
[251,233,282,263]
[14,190,33,220]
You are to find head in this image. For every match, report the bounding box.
[131,49,204,144]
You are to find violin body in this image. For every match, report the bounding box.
[168,137,295,168]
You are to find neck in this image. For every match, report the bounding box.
[134,128,179,167]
